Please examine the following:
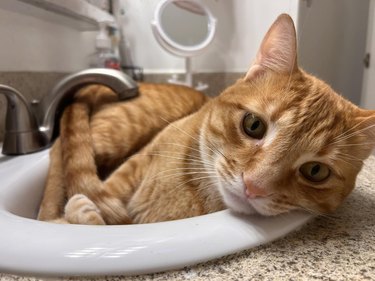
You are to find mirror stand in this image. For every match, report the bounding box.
[167,57,208,91]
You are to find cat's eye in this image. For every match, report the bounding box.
[299,162,331,183]
[242,113,266,139]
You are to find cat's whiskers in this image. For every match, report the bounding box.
[195,181,223,202]
[140,145,218,185]
[146,167,217,183]
[172,175,222,192]
[335,157,357,169]
[335,142,375,147]
[156,142,216,161]
[335,152,364,163]
[329,123,375,146]
[149,151,207,163]
[148,172,218,186]
[152,166,215,172]
[266,201,295,214]
[174,180,222,204]
[160,117,229,161]
[298,205,339,221]
[201,134,229,161]
[166,160,216,170]
[120,152,216,179]
[331,117,371,142]
[133,153,199,162]
[333,152,372,171]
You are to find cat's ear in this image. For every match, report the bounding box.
[245,14,298,81]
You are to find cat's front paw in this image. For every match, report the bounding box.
[64,194,106,225]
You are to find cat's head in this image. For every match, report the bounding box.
[201,14,375,216]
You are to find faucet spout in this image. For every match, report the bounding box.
[1,68,138,155]
[39,69,138,142]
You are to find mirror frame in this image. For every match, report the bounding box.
[151,0,217,57]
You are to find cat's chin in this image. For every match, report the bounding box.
[218,184,257,215]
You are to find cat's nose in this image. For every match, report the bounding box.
[243,174,270,198]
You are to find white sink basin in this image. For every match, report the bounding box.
[0,148,312,277]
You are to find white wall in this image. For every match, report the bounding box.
[0,0,96,72]
[297,0,369,104]
[1,0,368,106]
[361,0,375,109]
[119,0,299,74]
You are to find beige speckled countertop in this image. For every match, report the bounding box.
[1,155,375,281]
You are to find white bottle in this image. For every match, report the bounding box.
[92,21,121,70]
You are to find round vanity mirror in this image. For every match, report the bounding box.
[151,0,217,90]
[152,0,216,57]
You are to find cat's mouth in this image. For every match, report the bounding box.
[240,179,297,216]
[239,176,282,216]
[218,175,276,215]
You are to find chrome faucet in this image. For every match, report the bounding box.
[0,68,138,155]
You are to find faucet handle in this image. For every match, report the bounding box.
[0,85,48,155]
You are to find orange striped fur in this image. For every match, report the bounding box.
[38,14,375,224]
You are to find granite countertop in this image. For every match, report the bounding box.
[1,155,374,281]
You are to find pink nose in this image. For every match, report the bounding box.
[243,175,270,198]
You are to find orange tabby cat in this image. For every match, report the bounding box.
[38,14,375,225]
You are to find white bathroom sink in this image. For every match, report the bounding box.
[0,148,313,277]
